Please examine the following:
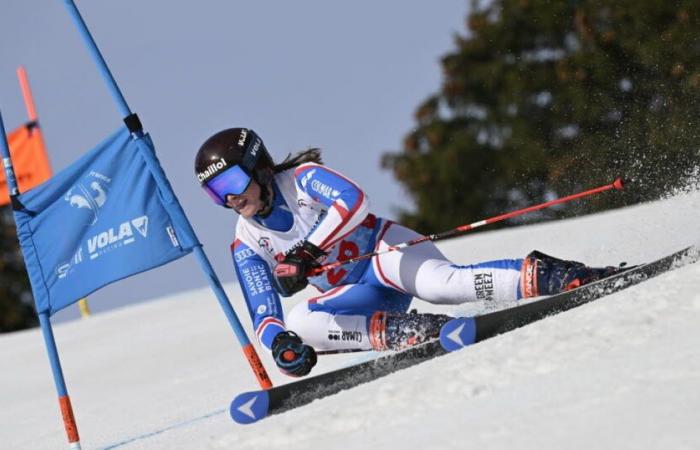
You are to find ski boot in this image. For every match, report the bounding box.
[369,311,453,351]
[521,250,629,298]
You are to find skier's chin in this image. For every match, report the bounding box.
[235,202,258,218]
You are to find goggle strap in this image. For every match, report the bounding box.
[241,131,262,173]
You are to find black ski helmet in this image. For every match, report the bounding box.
[194,128,274,207]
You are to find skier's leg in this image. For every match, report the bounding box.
[285,283,452,351]
[368,222,523,305]
[369,222,624,304]
[285,283,412,351]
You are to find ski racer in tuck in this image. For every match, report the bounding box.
[194,128,623,377]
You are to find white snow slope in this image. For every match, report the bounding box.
[3,189,700,450]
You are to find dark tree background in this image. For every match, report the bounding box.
[0,207,36,332]
[383,0,700,233]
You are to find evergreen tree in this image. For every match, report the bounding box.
[0,207,36,332]
[383,0,700,233]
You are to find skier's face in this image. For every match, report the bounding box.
[225,179,263,218]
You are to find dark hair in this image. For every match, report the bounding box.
[273,148,323,173]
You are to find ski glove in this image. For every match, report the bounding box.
[271,330,317,377]
[273,240,327,296]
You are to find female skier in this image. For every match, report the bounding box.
[195,128,621,378]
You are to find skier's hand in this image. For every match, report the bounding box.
[273,240,326,296]
[271,331,317,377]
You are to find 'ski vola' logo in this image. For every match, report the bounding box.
[55,172,153,279]
[57,216,150,278]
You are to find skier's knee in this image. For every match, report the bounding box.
[284,302,338,349]
[285,302,314,340]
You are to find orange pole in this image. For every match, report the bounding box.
[243,345,273,389]
[16,66,53,173]
[16,66,38,122]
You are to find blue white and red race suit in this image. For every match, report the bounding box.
[231,163,525,352]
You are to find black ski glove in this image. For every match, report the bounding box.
[271,330,317,377]
[273,240,327,296]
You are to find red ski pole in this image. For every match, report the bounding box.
[309,177,625,276]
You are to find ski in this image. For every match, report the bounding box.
[231,244,699,424]
[230,339,444,424]
[441,244,699,351]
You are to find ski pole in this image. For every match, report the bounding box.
[310,177,625,276]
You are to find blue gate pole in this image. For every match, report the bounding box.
[61,1,129,117]
[61,0,272,389]
[0,113,82,448]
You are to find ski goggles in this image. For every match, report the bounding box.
[202,164,252,206]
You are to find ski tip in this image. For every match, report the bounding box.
[439,317,477,352]
[230,390,270,424]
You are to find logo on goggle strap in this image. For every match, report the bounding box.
[197,158,227,182]
[249,138,261,157]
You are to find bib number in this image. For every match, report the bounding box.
[327,240,360,285]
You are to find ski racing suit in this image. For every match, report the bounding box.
[231,163,525,352]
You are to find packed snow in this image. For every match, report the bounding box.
[2,188,700,450]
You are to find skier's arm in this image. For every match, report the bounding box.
[293,163,370,251]
[231,240,286,351]
[233,240,318,376]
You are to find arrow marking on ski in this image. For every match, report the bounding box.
[237,395,258,420]
[447,322,466,347]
